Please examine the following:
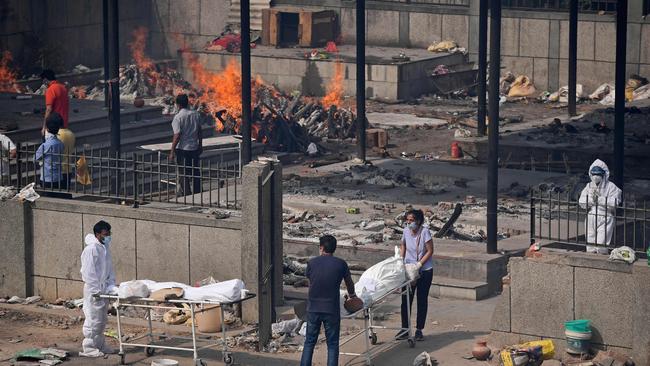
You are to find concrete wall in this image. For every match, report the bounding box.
[148,0,231,61]
[23,198,243,301]
[0,0,152,75]
[490,251,650,365]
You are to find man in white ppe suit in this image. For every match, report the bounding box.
[79,220,118,357]
[578,159,622,254]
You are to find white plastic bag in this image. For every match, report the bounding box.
[608,246,636,264]
[354,255,406,307]
[15,183,40,202]
[117,280,151,298]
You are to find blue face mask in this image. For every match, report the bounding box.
[102,236,112,246]
[408,222,419,231]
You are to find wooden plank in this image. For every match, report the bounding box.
[298,11,312,47]
[268,9,280,46]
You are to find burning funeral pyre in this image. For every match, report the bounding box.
[2,26,359,152]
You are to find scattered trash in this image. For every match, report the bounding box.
[507,75,537,98]
[306,142,318,156]
[432,65,450,75]
[104,329,119,339]
[545,84,586,103]
[14,183,40,202]
[346,207,360,214]
[608,246,636,263]
[23,296,42,305]
[413,351,434,366]
[271,318,302,337]
[12,348,68,365]
[0,186,17,201]
[428,40,459,53]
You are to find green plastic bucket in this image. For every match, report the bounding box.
[564,319,590,333]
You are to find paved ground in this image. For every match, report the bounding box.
[0,295,498,365]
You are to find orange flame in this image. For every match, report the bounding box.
[0,51,18,93]
[321,60,344,109]
[129,27,156,72]
[184,53,263,133]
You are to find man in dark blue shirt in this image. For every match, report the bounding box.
[300,235,356,366]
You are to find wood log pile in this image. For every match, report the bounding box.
[211,85,360,153]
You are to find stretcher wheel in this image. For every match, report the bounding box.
[223,353,233,364]
[119,353,126,365]
[195,359,207,366]
[407,338,415,348]
[370,333,378,345]
[144,346,155,356]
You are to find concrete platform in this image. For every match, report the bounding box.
[180,45,468,100]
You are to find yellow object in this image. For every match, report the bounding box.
[346,207,360,214]
[57,128,76,175]
[507,75,537,98]
[427,40,458,52]
[163,307,191,325]
[517,339,555,360]
[76,155,92,185]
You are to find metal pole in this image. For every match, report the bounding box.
[102,0,109,108]
[241,0,252,164]
[614,0,627,189]
[477,0,488,136]
[568,0,578,117]
[487,0,501,254]
[356,0,366,162]
[108,0,120,156]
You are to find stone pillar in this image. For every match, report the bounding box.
[241,161,268,323]
[467,0,480,63]
[0,200,32,298]
[270,160,284,307]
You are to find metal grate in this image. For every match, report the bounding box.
[503,0,617,12]
[2,144,241,209]
[531,188,650,255]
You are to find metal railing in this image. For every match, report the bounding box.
[373,0,469,6]
[531,188,650,255]
[1,144,241,209]
[503,0,617,12]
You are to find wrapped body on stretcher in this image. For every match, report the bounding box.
[115,278,247,303]
[340,249,411,315]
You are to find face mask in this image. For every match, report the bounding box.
[102,236,112,246]
[45,131,54,139]
[408,222,419,231]
[591,175,603,185]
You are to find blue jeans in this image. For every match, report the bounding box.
[300,312,340,366]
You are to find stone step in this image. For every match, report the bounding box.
[430,276,490,301]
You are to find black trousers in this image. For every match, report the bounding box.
[175,149,201,195]
[401,268,433,330]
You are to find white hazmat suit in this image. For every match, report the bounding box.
[578,159,622,253]
[80,233,117,357]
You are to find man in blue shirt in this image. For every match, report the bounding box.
[300,235,356,366]
[36,114,65,189]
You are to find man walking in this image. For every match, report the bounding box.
[168,93,202,195]
[300,235,357,366]
[40,69,70,136]
[80,220,118,358]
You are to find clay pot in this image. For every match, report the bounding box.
[472,340,491,360]
[133,96,145,108]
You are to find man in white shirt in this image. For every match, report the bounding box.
[168,94,202,195]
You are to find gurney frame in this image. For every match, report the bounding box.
[96,293,256,366]
[340,280,415,365]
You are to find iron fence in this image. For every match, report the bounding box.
[373,0,470,6]
[1,144,241,209]
[531,188,650,255]
[503,0,617,12]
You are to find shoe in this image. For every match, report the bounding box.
[395,330,409,340]
[415,330,424,341]
[79,350,106,358]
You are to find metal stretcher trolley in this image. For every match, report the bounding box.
[339,280,415,365]
[96,293,256,366]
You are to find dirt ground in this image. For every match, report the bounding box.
[0,295,498,366]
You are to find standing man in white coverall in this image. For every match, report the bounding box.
[80,220,118,357]
[578,159,622,254]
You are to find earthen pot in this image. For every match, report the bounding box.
[133,96,145,108]
[472,340,491,360]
